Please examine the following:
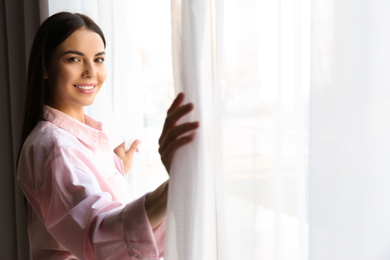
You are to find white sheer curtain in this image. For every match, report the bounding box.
[310,0,390,259]
[164,0,224,259]
[165,0,312,258]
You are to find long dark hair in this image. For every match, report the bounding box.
[20,12,106,148]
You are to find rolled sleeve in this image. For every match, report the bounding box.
[123,196,166,259]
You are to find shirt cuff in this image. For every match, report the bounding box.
[122,195,166,259]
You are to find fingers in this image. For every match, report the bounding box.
[159,122,199,154]
[159,121,199,172]
[167,92,185,114]
[114,140,141,173]
[158,93,199,172]
[160,102,195,141]
[160,133,196,172]
[127,139,140,154]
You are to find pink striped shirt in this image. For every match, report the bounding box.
[17,105,165,260]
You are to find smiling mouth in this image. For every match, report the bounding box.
[74,85,96,90]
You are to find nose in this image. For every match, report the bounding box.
[82,61,97,78]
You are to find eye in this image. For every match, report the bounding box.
[95,57,105,63]
[67,57,80,63]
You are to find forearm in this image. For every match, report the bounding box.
[145,180,168,229]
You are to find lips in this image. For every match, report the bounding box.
[73,84,97,94]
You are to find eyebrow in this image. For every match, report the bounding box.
[62,50,106,56]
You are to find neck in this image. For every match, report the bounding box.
[46,102,85,123]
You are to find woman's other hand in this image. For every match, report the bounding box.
[114,140,140,173]
[145,93,199,228]
[158,93,199,173]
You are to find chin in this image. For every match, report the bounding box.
[84,101,96,107]
[83,97,97,106]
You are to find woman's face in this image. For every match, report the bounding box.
[45,29,106,114]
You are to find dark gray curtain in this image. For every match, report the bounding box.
[0,0,48,259]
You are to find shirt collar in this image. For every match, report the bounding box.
[42,105,104,149]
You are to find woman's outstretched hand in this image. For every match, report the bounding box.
[145,93,199,229]
[158,93,199,173]
[114,140,140,173]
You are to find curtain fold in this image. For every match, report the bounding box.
[0,0,48,259]
[165,0,224,259]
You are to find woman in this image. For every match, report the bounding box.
[17,12,198,259]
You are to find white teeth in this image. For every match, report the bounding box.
[75,85,94,90]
